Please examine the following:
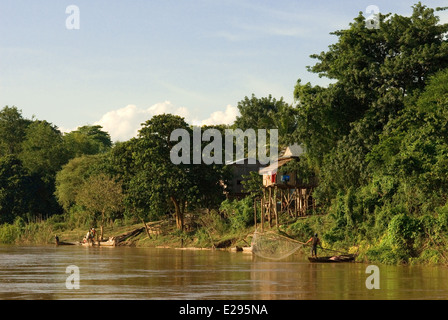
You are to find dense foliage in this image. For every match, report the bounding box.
[289,3,448,264]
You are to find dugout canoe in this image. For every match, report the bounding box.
[308,254,357,263]
[80,238,116,247]
[55,241,78,246]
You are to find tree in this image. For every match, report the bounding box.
[130,114,198,230]
[294,3,448,202]
[18,120,71,217]
[125,114,228,230]
[0,106,31,156]
[295,3,448,165]
[64,125,112,157]
[234,94,281,131]
[241,171,263,199]
[233,94,297,147]
[54,155,102,211]
[20,120,70,182]
[0,155,32,224]
[367,68,448,212]
[75,173,124,240]
[192,125,231,211]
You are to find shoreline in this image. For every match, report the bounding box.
[3,219,448,266]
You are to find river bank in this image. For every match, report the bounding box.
[0,217,256,251]
[57,223,257,252]
[2,214,448,267]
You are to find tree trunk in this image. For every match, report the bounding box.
[171,196,184,231]
[140,218,152,239]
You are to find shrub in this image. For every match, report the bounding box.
[365,244,410,265]
[366,213,423,264]
[436,205,448,233]
[220,198,254,231]
[200,210,229,236]
[0,223,20,244]
[383,213,422,253]
[288,219,314,239]
[195,227,213,247]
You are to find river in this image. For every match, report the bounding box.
[1,245,448,300]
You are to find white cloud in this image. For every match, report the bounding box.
[94,101,189,142]
[199,105,240,127]
[92,102,239,142]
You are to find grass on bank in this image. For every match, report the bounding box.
[0,208,256,250]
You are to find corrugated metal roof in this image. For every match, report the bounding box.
[282,144,304,158]
[225,157,259,165]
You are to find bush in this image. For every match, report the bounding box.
[194,227,213,247]
[114,219,123,227]
[220,198,254,231]
[0,223,21,244]
[365,244,410,265]
[383,213,422,253]
[200,210,229,236]
[416,248,442,265]
[436,205,448,233]
[64,205,95,229]
[288,219,314,239]
[45,214,68,232]
[365,213,423,264]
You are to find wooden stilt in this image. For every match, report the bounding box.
[261,191,265,232]
[268,187,272,227]
[273,187,278,228]
[254,198,257,229]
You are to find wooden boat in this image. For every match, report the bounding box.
[55,236,77,246]
[55,241,78,246]
[308,254,357,263]
[81,237,116,247]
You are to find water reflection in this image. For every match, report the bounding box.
[0,246,448,300]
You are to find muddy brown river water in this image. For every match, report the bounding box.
[1,245,448,300]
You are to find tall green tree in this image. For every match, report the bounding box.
[54,155,102,211]
[295,3,448,161]
[129,114,198,230]
[75,173,124,239]
[0,106,31,156]
[234,94,281,131]
[64,125,112,157]
[367,68,448,212]
[19,120,71,216]
[233,94,297,147]
[20,120,70,181]
[0,156,32,224]
[294,3,448,201]
[126,114,228,230]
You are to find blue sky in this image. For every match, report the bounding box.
[0,0,446,141]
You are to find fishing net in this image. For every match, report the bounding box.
[251,230,305,260]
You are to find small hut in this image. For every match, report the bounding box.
[257,144,317,229]
[225,157,263,199]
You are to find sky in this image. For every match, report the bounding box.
[1,0,447,142]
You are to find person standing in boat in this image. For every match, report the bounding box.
[85,230,91,243]
[306,233,321,258]
[90,228,96,241]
